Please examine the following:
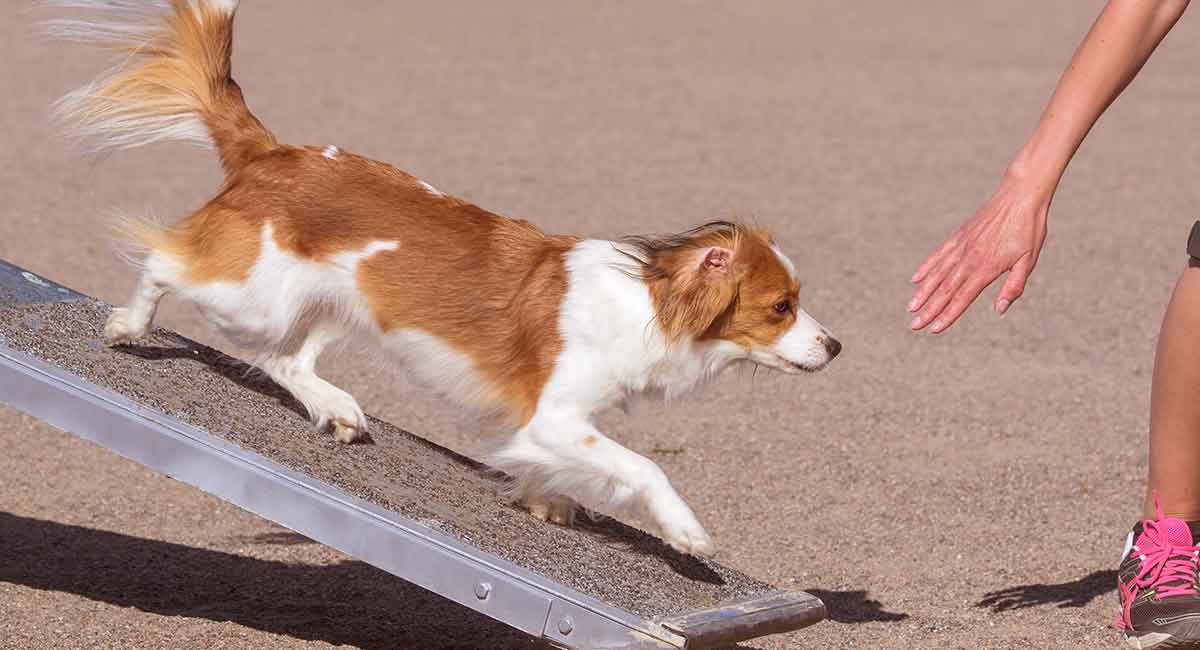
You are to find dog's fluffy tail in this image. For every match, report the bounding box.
[44,0,276,174]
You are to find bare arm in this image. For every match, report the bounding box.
[908,0,1189,333]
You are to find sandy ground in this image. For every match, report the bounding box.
[2,1,1198,648]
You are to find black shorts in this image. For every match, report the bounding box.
[1190,221,1200,261]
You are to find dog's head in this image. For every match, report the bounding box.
[624,221,840,373]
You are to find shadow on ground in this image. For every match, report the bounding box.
[0,512,550,649]
[976,570,1117,611]
[805,589,910,623]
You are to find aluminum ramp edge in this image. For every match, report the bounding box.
[0,344,685,649]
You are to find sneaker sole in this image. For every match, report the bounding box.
[1125,632,1200,649]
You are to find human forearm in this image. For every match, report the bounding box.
[1008,0,1189,195]
[908,0,1188,332]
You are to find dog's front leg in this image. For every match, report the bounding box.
[492,412,714,556]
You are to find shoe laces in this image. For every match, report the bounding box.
[1117,491,1200,630]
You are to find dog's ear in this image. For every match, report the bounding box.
[656,246,738,340]
[698,246,732,277]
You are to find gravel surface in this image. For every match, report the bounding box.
[3,1,1199,648]
[0,294,774,622]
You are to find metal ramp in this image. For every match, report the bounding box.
[0,258,825,649]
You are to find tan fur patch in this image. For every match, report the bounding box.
[148,145,575,424]
[116,203,262,285]
[624,222,798,348]
[706,231,799,350]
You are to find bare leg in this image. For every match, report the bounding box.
[1144,261,1200,520]
[260,323,367,443]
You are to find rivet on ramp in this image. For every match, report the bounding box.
[557,616,574,635]
[474,582,491,600]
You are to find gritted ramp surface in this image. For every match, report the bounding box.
[0,264,776,623]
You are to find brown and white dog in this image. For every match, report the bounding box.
[48,0,840,555]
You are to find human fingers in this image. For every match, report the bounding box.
[995,252,1036,314]
[911,264,969,330]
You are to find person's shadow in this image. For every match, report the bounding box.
[976,570,1117,611]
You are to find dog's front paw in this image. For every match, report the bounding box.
[658,516,715,557]
[646,493,715,557]
[103,308,148,346]
[332,421,367,444]
[311,388,368,443]
[522,495,577,526]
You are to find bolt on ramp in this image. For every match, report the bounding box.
[0,258,824,649]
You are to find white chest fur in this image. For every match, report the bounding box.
[538,240,743,416]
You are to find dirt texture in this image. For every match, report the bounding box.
[3,1,1200,648]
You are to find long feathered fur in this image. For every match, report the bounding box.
[42,0,275,174]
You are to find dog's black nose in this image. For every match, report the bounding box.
[825,337,842,359]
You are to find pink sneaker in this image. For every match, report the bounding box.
[1117,493,1200,649]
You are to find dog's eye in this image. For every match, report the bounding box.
[773,300,790,314]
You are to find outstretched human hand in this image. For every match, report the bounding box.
[904,0,1190,334]
[907,179,1049,333]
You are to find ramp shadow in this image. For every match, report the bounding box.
[804,589,909,623]
[976,570,1117,611]
[0,512,551,649]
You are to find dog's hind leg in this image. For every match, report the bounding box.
[522,493,578,526]
[104,252,178,346]
[260,321,367,443]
